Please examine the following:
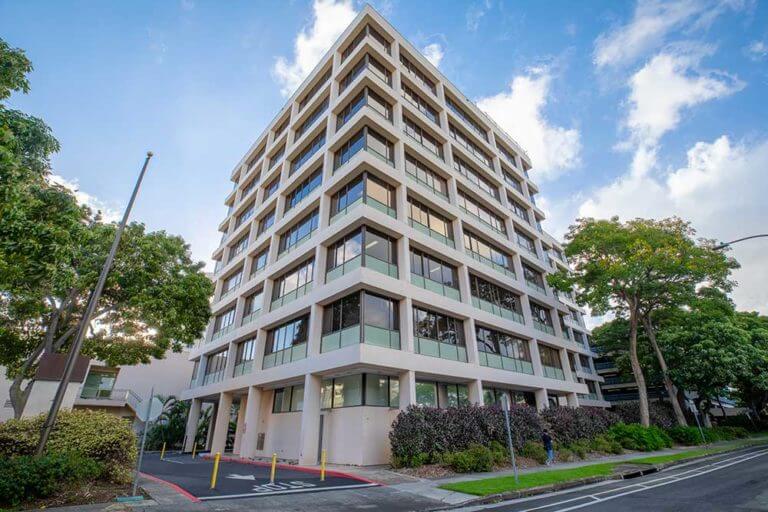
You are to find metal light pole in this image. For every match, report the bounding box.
[501,394,519,485]
[35,152,154,457]
[132,387,155,498]
[712,234,768,250]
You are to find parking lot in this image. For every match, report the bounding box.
[140,452,378,501]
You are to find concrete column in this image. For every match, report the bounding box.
[534,388,548,411]
[529,339,544,377]
[205,402,217,451]
[396,180,409,223]
[458,265,472,305]
[399,370,416,409]
[559,349,574,382]
[233,395,247,455]
[464,317,479,365]
[298,373,322,465]
[468,378,484,405]
[183,398,202,452]
[566,393,579,407]
[239,386,263,458]
[210,392,234,455]
[400,296,415,352]
[307,303,324,358]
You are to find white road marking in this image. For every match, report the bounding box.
[162,458,185,464]
[513,448,768,512]
[198,482,378,500]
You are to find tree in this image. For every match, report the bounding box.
[730,312,768,419]
[146,396,190,450]
[0,38,214,418]
[548,217,736,426]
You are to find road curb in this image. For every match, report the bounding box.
[435,442,768,510]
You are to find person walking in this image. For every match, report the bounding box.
[542,429,554,465]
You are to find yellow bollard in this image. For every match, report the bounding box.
[210,452,221,489]
[270,453,277,484]
[320,449,327,481]
[160,442,166,460]
[191,442,197,459]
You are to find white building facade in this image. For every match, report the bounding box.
[181,6,607,466]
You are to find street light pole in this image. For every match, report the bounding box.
[35,152,154,457]
[712,234,768,250]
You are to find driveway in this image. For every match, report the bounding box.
[140,452,377,501]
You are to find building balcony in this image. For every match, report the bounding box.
[321,324,401,352]
[262,343,308,369]
[414,336,468,363]
[478,351,534,375]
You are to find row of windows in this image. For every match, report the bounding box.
[295,97,329,140]
[278,209,319,254]
[334,126,394,169]
[285,168,322,213]
[322,291,399,335]
[403,115,443,160]
[327,226,397,270]
[340,53,391,93]
[453,156,499,201]
[446,96,488,142]
[450,124,492,169]
[457,192,506,234]
[272,258,314,303]
[321,373,399,409]
[341,23,391,62]
[290,130,326,176]
[402,82,438,125]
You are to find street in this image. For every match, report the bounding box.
[457,445,768,512]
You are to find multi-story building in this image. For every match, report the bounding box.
[181,5,607,466]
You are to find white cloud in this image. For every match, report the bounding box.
[625,48,744,147]
[593,0,746,69]
[48,174,121,223]
[466,0,492,31]
[579,135,768,315]
[476,67,581,181]
[272,0,357,97]
[422,43,444,68]
[746,40,768,60]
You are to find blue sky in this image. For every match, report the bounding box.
[1,0,767,315]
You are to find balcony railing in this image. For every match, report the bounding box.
[533,319,555,336]
[415,336,468,362]
[408,218,455,248]
[270,282,312,311]
[478,352,534,375]
[321,324,400,352]
[326,254,398,283]
[262,343,307,369]
[542,364,565,380]
[410,274,461,301]
[329,194,396,224]
[471,297,525,324]
[466,250,517,280]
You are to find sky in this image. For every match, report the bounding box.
[1,0,767,320]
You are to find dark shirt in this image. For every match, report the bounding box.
[542,433,553,449]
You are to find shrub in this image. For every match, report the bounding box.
[667,426,707,445]
[389,404,544,465]
[589,435,624,454]
[541,406,620,445]
[0,410,136,482]
[445,444,494,473]
[557,447,577,462]
[0,453,102,507]
[521,441,548,464]
[608,423,673,451]
[707,426,749,441]
[612,401,678,429]
[716,414,768,432]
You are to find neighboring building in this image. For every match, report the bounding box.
[0,351,194,428]
[181,5,607,466]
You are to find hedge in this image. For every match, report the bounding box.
[541,406,620,444]
[0,410,137,482]
[389,404,543,465]
[612,401,678,429]
[608,423,673,451]
[0,453,102,507]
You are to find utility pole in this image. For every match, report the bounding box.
[35,152,154,456]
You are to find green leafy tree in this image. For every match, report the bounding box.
[730,312,768,418]
[146,396,190,450]
[549,217,737,426]
[0,38,213,418]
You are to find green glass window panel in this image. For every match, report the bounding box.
[485,353,503,369]
[340,325,361,347]
[290,343,307,362]
[321,332,341,352]
[363,325,399,349]
[365,256,396,278]
[326,266,343,282]
[263,353,276,369]
[424,278,443,295]
[417,337,440,358]
[444,287,461,301]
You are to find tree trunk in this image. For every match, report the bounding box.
[642,315,688,427]
[628,304,650,427]
[716,396,727,420]
[9,375,34,420]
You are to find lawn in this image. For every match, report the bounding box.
[439,438,768,496]
[439,463,616,496]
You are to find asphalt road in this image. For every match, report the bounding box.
[140,452,377,500]
[459,445,768,512]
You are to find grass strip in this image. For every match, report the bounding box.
[440,438,768,497]
[439,463,616,496]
